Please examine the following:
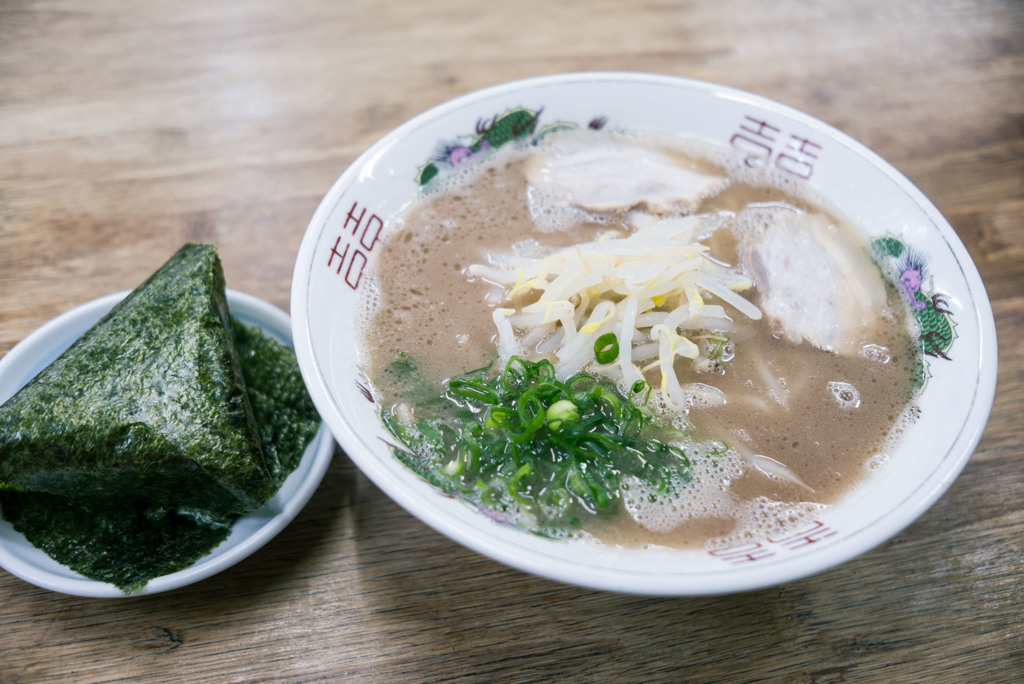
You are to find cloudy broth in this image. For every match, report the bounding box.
[361,134,917,549]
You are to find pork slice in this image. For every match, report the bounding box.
[525,141,728,216]
[739,208,889,356]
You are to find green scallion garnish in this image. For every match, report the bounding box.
[594,333,620,364]
[382,355,691,530]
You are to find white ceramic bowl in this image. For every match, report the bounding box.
[0,290,335,597]
[291,72,997,595]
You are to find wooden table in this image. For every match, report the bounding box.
[2,1,1021,681]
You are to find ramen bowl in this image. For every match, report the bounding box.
[290,72,997,595]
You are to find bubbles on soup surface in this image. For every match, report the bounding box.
[827,381,862,409]
[623,443,743,534]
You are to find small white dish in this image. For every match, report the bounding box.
[0,289,335,597]
[291,72,998,595]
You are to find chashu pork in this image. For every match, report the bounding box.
[737,206,889,356]
[525,137,728,219]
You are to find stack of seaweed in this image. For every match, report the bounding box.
[0,244,321,593]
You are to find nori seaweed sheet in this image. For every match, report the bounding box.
[0,243,321,593]
[0,491,233,593]
[230,318,320,487]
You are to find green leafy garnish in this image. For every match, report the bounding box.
[383,356,690,531]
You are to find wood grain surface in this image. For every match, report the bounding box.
[1,0,1022,681]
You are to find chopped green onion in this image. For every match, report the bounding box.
[594,333,620,364]
[381,356,691,530]
[545,399,579,432]
[449,379,500,404]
